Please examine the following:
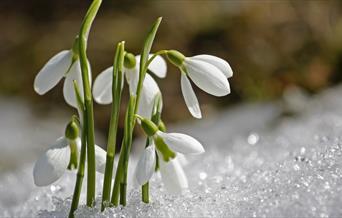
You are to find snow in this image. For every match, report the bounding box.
[1,85,342,217]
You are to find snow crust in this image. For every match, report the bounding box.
[1,86,342,217]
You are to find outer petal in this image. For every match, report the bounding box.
[176,153,189,166]
[157,131,205,154]
[63,60,83,108]
[125,67,139,95]
[134,145,156,186]
[138,74,161,118]
[33,137,70,186]
[93,67,113,104]
[95,145,107,174]
[181,73,202,119]
[159,158,188,194]
[191,55,233,78]
[185,59,230,97]
[63,60,92,108]
[34,50,72,95]
[135,54,167,78]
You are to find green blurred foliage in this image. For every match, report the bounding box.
[1,0,342,128]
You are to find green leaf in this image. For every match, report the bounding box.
[139,17,162,72]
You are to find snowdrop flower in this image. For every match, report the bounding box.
[34,45,90,108]
[134,142,190,194]
[33,133,107,186]
[133,116,204,193]
[166,50,233,119]
[92,53,166,118]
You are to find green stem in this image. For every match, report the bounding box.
[78,0,102,207]
[69,109,87,218]
[120,96,135,206]
[144,50,167,73]
[110,140,125,206]
[111,96,135,206]
[112,17,162,206]
[68,80,86,217]
[141,96,162,203]
[142,183,149,203]
[69,116,87,218]
[101,42,125,211]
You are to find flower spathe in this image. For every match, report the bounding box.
[33,136,106,186]
[33,50,89,108]
[92,54,166,118]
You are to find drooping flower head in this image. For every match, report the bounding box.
[133,115,204,194]
[166,50,233,119]
[33,120,106,186]
[33,37,90,108]
[92,53,167,118]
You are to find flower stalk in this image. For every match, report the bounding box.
[101,41,125,211]
[78,0,102,207]
[112,17,163,206]
[69,81,86,218]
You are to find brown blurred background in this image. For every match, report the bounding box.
[1,0,342,137]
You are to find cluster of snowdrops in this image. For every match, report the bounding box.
[32,0,233,217]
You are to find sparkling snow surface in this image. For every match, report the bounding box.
[1,86,342,217]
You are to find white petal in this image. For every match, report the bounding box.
[134,145,156,186]
[191,55,233,78]
[181,73,202,119]
[157,131,205,154]
[95,145,107,174]
[93,67,113,104]
[159,158,188,194]
[34,50,72,95]
[138,74,161,118]
[135,54,167,78]
[176,153,189,166]
[33,137,70,186]
[63,60,93,108]
[125,67,139,95]
[63,60,83,108]
[185,59,230,97]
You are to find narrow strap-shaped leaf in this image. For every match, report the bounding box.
[139,17,162,73]
[101,41,125,211]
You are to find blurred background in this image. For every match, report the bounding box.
[1,0,342,162]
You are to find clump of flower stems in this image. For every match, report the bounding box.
[32,0,233,217]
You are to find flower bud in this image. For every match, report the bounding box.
[166,50,185,67]
[65,121,79,140]
[140,117,159,136]
[124,52,136,69]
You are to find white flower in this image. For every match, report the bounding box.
[159,156,188,194]
[133,131,204,194]
[133,142,189,194]
[33,136,106,186]
[92,55,166,118]
[34,50,90,108]
[156,131,204,154]
[181,54,232,119]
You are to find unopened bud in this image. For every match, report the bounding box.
[124,52,136,69]
[65,121,79,140]
[166,50,185,67]
[139,117,158,136]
